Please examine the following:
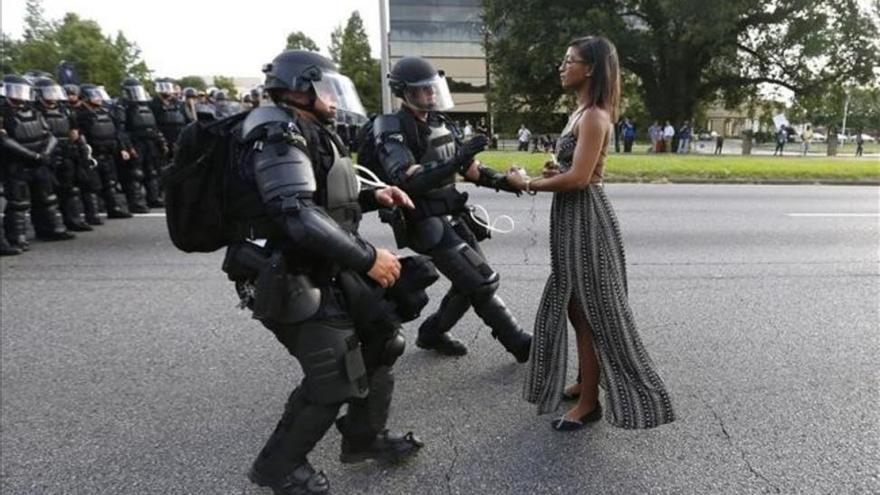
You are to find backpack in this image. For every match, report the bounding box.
[355,116,379,172]
[161,111,249,253]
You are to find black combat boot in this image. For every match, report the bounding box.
[250,460,329,495]
[339,429,424,464]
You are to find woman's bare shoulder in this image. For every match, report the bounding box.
[580,106,611,124]
[577,106,611,134]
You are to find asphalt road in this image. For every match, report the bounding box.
[2,184,878,494]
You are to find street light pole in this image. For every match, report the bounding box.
[379,0,392,114]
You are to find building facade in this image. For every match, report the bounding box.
[389,0,488,128]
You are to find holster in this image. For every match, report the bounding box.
[461,206,491,242]
[224,242,321,324]
[379,207,409,249]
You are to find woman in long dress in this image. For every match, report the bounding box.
[507,36,675,431]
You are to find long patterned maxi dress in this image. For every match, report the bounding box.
[523,130,676,429]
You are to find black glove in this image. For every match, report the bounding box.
[450,134,489,172]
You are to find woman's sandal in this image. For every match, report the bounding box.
[551,404,602,432]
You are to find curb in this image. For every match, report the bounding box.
[601,178,880,186]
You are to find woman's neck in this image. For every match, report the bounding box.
[575,79,594,111]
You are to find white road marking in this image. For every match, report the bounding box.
[787,213,879,217]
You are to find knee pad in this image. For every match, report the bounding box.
[379,331,406,367]
[470,278,500,305]
[130,167,145,182]
[433,242,499,295]
[294,322,369,405]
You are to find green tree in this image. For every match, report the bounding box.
[212,75,239,99]
[4,7,152,97]
[328,11,381,114]
[286,31,319,51]
[23,0,52,41]
[484,0,880,126]
[176,75,208,91]
[795,84,880,132]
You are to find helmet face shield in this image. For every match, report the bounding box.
[402,74,453,111]
[84,86,111,104]
[4,82,34,102]
[125,85,150,102]
[311,72,367,119]
[38,84,66,102]
[155,81,175,95]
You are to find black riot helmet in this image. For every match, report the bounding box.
[154,78,176,97]
[261,49,366,119]
[33,76,67,106]
[388,57,454,111]
[3,74,35,104]
[121,77,150,102]
[80,83,112,107]
[182,86,198,99]
[64,84,81,98]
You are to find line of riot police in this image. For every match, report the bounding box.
[0,72,260,256]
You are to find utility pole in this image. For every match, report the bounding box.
[379,0,392,114]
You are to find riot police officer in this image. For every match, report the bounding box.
[1,74,75,248]
[150,79,186,159]
[33,77,93,232]
[117,77,167,211]
[226,50,423,494]
[362,57,531,361]
[74,84,132,219]
[181,87,199,123]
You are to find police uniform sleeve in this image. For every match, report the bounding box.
[253,123,376,273]
[373,114,485,195]
[112,104,133,150]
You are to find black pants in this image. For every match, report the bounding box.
[413,216,526,350]
[93,150,130,216]
[623,137,634,152]
[3,162,66,242]
[252,288,396,480]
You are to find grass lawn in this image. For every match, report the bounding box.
[477,151,880,182]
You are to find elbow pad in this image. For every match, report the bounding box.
[1,133,40,161]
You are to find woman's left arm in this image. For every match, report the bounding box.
[516,109,609,193]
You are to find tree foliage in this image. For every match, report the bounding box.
[483,0,880,127]
[176,75,208,91]
[328,11,381,114]
[1,1,151,96]
[286,31,319,51]
[212,75,239,99]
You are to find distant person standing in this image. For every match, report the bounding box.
[614,117,623,152]
[622,118,636,152]
[463,120,474,139]
[774,127,787,156]
[517,124,531,151]
[662,120,674,152]
[801,124,813,156]
[713,131,724,155]
[648,121,659,152]
[677,121,691,153]
[827,126,838,156]
[855,129,864,157]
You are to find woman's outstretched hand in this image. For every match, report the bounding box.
[542,160,561,178]
[506,166,530,192]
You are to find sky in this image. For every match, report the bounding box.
[1,0,383,79]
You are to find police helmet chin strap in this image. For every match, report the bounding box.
[353,164,516,235]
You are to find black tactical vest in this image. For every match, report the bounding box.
[154,101,186,143]
[5,106,51,152]
[125,103,159,140]
[86,107,119,148]
[40,106,71,142]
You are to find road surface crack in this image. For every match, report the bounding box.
[695,393,781,493]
